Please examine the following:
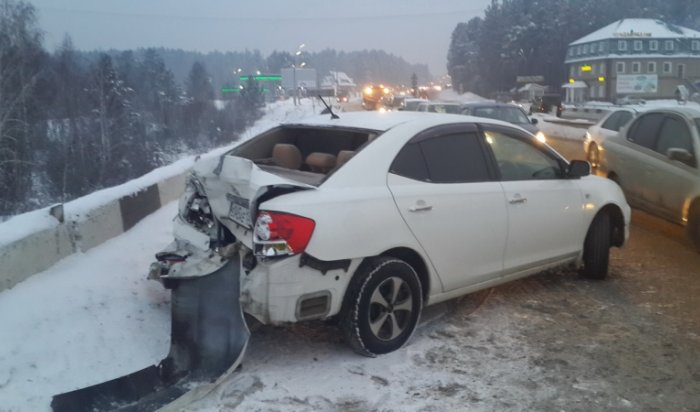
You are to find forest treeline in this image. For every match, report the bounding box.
[447,0,700,96]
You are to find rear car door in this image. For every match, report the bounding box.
[644,114,699,222]
[481,125,585,272]
[606,113,665,208]
[387,124,507,292]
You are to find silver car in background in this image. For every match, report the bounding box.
[584,108,638,170]
[598,106,700,250]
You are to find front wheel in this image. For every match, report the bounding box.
[687,202,700,252]
[580,212,611,280]
[340,257,423,357]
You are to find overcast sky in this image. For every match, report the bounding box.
[30,0,491,76]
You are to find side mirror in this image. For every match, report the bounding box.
[667,148,695,166]
[530,118,538,125]
[567,160,591,178]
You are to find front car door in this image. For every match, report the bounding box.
[481,125,586,272]
[644,114,699,223]
[387,124,507,292]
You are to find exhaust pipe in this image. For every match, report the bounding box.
[51,256,249,412]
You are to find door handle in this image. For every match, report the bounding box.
[409,202,433,212]
[509,197,527,205]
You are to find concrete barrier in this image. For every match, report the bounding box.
[1,172,190,293]
[0,224,74,291]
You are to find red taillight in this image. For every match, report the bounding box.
[254,211,315,256]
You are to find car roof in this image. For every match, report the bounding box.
[460,101,521,109]
[281,111,524,133]
[637,105,700,118]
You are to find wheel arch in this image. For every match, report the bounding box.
[378,247,431,303]
[682,196,700,226]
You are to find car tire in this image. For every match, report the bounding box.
[340,257,423,357]
[580,212,611,280]
[687,202,700,252]
[587,143,599,170]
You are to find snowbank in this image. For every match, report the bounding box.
[437,89,489,103]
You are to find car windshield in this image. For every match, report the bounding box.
[473,107,530,124]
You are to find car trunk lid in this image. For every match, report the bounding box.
[195,155,316,248]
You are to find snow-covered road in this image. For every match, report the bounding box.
[3,96,698,412]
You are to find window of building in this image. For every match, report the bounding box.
[599,41,607,52]
[577,45,581,55]
[590,43,597,53]
[647,62,656,73]
[663,61,672,74]
[693,40,700,51]
[650,40,658,51]
[569,48,574,57]
[582,44,588,54]
[678,63,686,78]
[599,62,606,74]
[632,62,641,73]
[616,62,625,74]
[634,40,643,51]
[618,40,627,51]
[569,65,575,77]
[665,40,675,51]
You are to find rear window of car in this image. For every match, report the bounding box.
[601,110,633,131]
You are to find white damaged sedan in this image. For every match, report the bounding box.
[153,111,630,357]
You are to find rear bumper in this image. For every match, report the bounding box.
[240,250,360,324]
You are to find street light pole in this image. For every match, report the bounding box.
[292,43,305,106]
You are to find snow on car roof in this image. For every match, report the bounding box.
[281,111,519,133]
[281,111,536,139]
[570,19,700,45]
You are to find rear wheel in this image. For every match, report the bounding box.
[580,212,611,280]
[587,143,600,170]
[340,257,422,357]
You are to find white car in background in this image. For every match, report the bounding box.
[584,107,639,169]
[155,111,630,356]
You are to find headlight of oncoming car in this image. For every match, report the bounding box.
[535,131,547,143]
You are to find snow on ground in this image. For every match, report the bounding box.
[437,89,488,103]
[0,202,176,412]
[533,113,589,141]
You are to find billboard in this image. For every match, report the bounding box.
[280,68,317,90]
[616,74,658,94]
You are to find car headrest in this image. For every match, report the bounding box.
[336,150,355,167]
[272,144,302,170]
[305,152,337,173]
